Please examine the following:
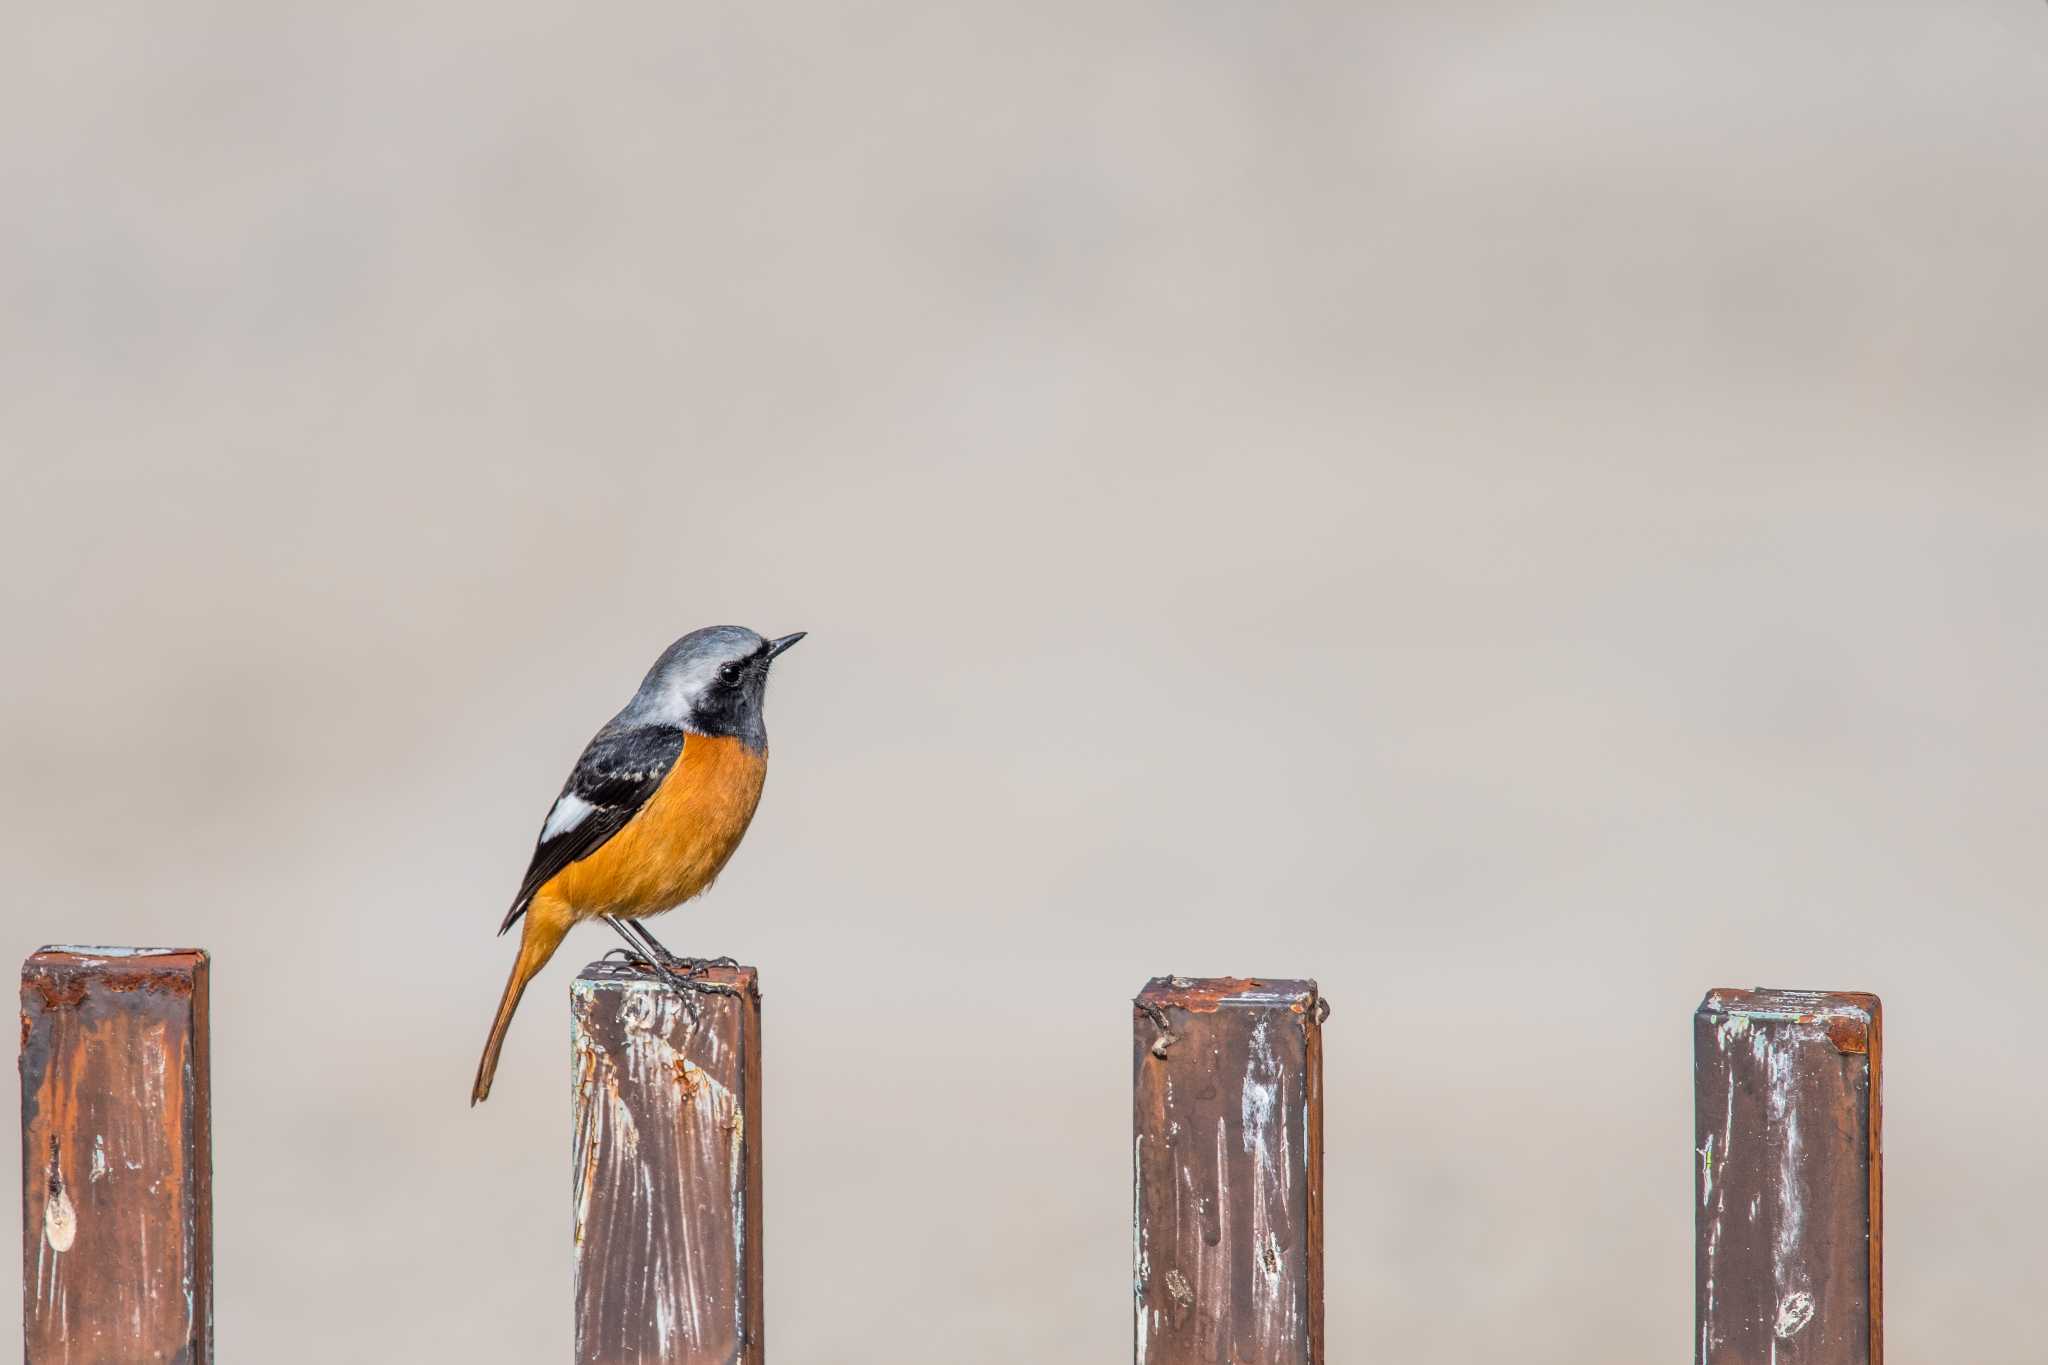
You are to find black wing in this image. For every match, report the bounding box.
[498,722,688,934]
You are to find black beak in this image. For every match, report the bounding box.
[765,631,806,660]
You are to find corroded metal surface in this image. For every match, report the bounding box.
[20,946,213,1365]
[572,962,763,1365]
[1134,976,1324,1365]
[1695,988,1882,1365]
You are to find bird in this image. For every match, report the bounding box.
[471,624,804,1105]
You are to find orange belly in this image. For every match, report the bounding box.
[542,733,768,920]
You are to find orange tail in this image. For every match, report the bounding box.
[472,896,573,1105]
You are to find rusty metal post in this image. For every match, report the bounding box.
[20,947,213,1365]
[1133,976,1325,1365]
[1695,988,1882,1365]
[571,961,763,1365]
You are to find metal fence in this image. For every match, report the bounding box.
[19,947,1880,1364]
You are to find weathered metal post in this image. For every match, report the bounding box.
[571,961,764,1365]
[20,946,214,1365]
[1695,988,1883,1365]
[1133,976,1325,1365]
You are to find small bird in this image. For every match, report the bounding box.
[472,625,804,1104]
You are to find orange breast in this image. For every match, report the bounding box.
[543,734,769,920]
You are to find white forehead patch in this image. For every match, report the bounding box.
[665,655,721,705]
[542,792,595,840]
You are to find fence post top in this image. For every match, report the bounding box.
[29,945,209,966]
[1134,976,1320,1013]
[1697,987,1881,1027]
[571,959,758,998]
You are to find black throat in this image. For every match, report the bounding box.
[687,671,769,752]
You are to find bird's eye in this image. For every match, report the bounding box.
[718,661,742,683]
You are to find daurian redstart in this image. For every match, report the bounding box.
[472,625,803,1104]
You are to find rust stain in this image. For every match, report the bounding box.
[95,968,199,996]
[1824,1013,1870,1054]
[1139,977,1268,1014]
[23,970,88,1011]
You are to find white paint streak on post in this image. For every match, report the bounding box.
[571,962,763,1365]
[1694,988,1881,1365]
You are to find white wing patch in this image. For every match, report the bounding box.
[542,792,596,840]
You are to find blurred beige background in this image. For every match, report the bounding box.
[5,2,2045,1360]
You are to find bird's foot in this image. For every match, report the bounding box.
[600,917,741,1017]
[600,947,739,1017]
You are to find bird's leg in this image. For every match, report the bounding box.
[601,915,656,968]
[629,918,739,980]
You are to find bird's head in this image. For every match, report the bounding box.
[628,625,804,747]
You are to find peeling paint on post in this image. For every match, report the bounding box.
[572,962,763,1365]
[20,946,213,1365]
[1695,988,1882,1365]
[1134,976,1324,1365]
